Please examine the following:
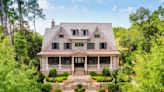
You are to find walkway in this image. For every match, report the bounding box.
[62,75,99,92]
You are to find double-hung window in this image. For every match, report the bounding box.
[52,43,59,49]
[99,43,107,49]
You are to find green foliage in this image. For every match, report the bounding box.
[49,68,57,77]
[54,88,62,92]
[54,76,67,82]
[92,76,105,82]
[74,84,85,92]
[0,36,41,92]
[102,68,110,76]
[90,71,97,76]
[62,72,69,76]
[98,88,105,92]
[108,83,119,92]
[41,83,51,92]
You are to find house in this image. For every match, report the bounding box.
[37,20,120,75]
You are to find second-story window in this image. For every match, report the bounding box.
[87,43,95,49]
[72,29,78,36]
[64,43,71,49]
[99,43,107,49]
[75,43,84,47]
[82,29,88,36]
[52,43,59,49]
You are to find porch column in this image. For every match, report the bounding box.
[59,57,61,70]
[110,56,113,72]
[97,56,100,69]
[71,56,74,74]
[84,56,87,74]
[45,56,49,71]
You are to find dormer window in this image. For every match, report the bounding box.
[59,34,64,38]
[82,29,88,36]
[94,34,100,38]
[72,29,78,36]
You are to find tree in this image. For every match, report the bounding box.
[0,36,41,92]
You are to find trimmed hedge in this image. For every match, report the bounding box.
[49,68,57,77]
[90,71,97,76]
[98,88,105,92]
[54,88,62,92]
[102,68,110,76]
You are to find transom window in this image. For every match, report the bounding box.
[64,43,71,49]
[87,43,95,49]
[75,43,84,47]
[99,43,107,49]
[71,29,79,36]
[52,43,59,49]
[48,57,59,65]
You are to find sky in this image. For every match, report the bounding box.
[34,0,164,35]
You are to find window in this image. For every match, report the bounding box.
[72,29,78,36]
[64,43,71,49]
[100,43,107,49]
[52,43,59,49]
[59,34,64,38]
[87,43,95,49]
[100,57,110,64]
[87,57,97,64]
[75,43,84,47]
[94,34,100,38]
[61,57,71,65]
[48,57,59,65]
[82,29,88,36]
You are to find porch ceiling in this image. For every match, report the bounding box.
[37,50,120,56]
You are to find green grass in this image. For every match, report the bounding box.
[91,75,113,82]
[46,75,68,83]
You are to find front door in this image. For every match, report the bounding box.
[74,57,84,68]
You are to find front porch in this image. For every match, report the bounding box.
[40,55,119,75]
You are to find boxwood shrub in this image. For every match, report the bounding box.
[41,83,51,92]
[49,68,57,77]
[90,71,97,76]
[102,68,110,76]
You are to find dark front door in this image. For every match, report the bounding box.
[74,57,84,68]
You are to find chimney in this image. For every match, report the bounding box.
[51,19,55,28]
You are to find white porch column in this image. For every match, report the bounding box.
[71,56,74,74]
[84,56,87,74]
[45,56,49,71]
[110,56,113,71]
[59,57,61,70]
[97,56,100,69]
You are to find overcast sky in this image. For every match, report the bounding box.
[33,0,163,35]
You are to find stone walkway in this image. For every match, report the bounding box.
[62,75,99,92]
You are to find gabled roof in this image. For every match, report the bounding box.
[41,23,117,50]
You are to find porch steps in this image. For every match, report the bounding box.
[74,68,85,75]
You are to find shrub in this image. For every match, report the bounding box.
[105,77,113,82]
[54,88,62,92]
[108,83,119,92]
[74,84,85,92]
[92,76,105,82]
[46,77,55,82]
[98,88,105,92]
[37,72,45,83]
[62,72,69,76]
[102,68,110,76]
[90,71,97,76]
[49,68,57,77]
[41,83,51,92]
